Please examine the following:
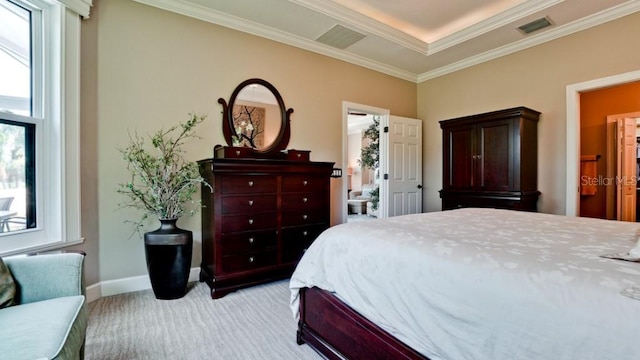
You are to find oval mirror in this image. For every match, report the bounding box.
[219,79,292,157]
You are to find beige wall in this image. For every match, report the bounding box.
[77,0,99,286]
[80,0,416,283]
[417,11,640,215]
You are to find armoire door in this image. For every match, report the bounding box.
[476,119,513,191]
[444,124,475,189]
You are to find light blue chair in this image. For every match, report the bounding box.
[0,252,87,359]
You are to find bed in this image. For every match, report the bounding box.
[289,208,640,360]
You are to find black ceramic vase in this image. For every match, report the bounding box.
[144,219,193,300]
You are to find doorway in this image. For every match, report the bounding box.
[343,102,389,223]
[566,69,640,216]
[578,83,640,220]
[342,102,424,223]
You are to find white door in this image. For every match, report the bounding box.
[615,116,637,222]
[381,115,423,217]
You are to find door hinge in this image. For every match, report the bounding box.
[384,126,389,133]
[384,173,389,180]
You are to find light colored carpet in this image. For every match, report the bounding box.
[86,280,321,360]
[347,214,375,222]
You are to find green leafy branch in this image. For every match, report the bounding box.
[117,113,212,235]
[358,117,379,170]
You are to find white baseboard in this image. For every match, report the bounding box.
[85,267,200,303]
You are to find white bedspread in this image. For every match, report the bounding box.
[290,208,640,360]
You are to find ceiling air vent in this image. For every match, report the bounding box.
[518,17,553,35]
[316,24,365,49]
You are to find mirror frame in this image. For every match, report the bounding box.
[219,78,292,157]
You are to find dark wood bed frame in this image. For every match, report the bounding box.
[297,287,429,360]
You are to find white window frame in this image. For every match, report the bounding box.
[0,0,87,255]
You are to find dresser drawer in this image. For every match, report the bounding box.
[282,149,310,161]
[281,224,327,263]
[282,175,325,193]
[220,230,277,255]
[221,194,277,214]
[221,249,277,273]
[222,212,277,234]
[281,193,325,211]
[282,210,326,227]
[214,146,254,159]
[221,175,277,194]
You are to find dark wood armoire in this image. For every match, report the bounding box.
[439,106,540,211]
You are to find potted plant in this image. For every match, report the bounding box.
[118,113,211,300]
[358,117,380,213]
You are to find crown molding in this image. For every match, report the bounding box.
[133,0,418,82]
[427,0,562,55]
[59,0,93,18]
[134,0,640,85]
[417,1,640,82]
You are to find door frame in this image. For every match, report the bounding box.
[342,101,390,223]
[566,69,640,216]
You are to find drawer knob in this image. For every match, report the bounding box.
[297,153,302,158]
[235,150,241,156]
[248,200,254,206]
[248,237,254,244]
[248,181,254,187]
[302,214,308,220]
[248,219,254,225]
[249,256,254,263]
[303,231,308,236]
[303,180,308,186]
[302,197,308,203]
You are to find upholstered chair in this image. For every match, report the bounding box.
[0,252,87,359]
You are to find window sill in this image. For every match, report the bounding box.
[0,237,85,257]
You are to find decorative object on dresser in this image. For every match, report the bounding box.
[118,114,212,300]
[199,78,334,299]
[439,106,540,211]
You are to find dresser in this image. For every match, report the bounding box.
[439,106,540,211]
[198,157,334,299]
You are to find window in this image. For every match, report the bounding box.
[0,0,88,255]
[0,117,36,233]
[1,1,35,235]
[0,0,30,116]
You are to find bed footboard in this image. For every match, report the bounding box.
[297,287,428,360]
